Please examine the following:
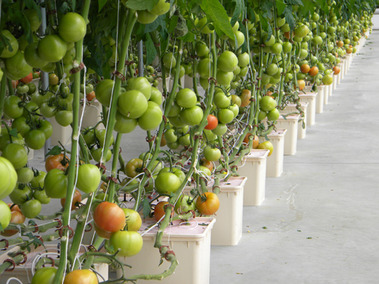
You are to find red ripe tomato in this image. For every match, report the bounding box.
[45,154,69,172]
[86,91,96,101]
[93,202,125,233]
[63,269,98,284]
[205,114,218,130]
[196,192,220,215]
[20,72,34,84]
[154,201,170,221]
[60,189,82,210]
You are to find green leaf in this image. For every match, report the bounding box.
[125,0,159,11]
[259,12,272,39]
[145,34,157,65]
[286,0,303,5]
[231,0,244,27]
[45,146,63,157]
[98,0,108,12]
[283,6,296,30]
[145,15,167,33]
[298,0,315,17]
[200,0,234,39]
[142,198,151,218]
[276,0,286,15]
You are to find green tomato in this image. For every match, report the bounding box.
[0,30,19,58]
[114,112,138,133]
[0,157,18,199]
[176,88,197,108]
[260,96,277,112]
[203,146,221,161]
[33,189,51,204]
[25,129,46,150]
[110,230,143,257]
[126,77,152,100]
[118,90,148,119]
[218,51,238,72]
[0,200,12,230]
[138,101,163,131]
[17,167,34,183]
[180,106,203,126]
[2,143,28,170]
[31,267,57,284]
[175,195,195,214]
[37,35,67,63]
[21,199,42,218]
[5,51,33,80]
[44,169,68,198]
[58,12,87,43]
[77,164,101,193]
[10,185,32,205]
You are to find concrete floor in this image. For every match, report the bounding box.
[210,32,379,283]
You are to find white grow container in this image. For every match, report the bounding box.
[185,176,247,246]
[260,129,287,178]
[316,85,325,114]
[280,103,307,139]
[50,117,71,146]
[275,114,300,156]
[117,217,215,284]
[80,100,102,128]
[238,149,269,206]
[299,92,317,126]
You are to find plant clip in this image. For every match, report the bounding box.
[163,203,175,211]
[188,210,196,218]
[42,256,55,268]
[85,223,93,232]
[87,245,98,252]
[154,42,161,47]
[260,44,265,47]
[164,250,176,261]
[253,124,259,128]
[46,9,57,15]
[32,223,39,233]
[230,165,238,171]
[208,77,217,85]
[1,239,9,250]
[107,176,118,183]
[56,226,74,239]
[213,185,221,191]
[14,252,27,265]
[242,18,249,24]
[54,218,62,229]
[143,168,152,178]
[112,70,126,81]
[159,245,170,255]
[248,125,253,131]
[70,62,85,74]
[3,259,16,271]
[146,135,156,143]
[125,60,135,66]
[162,115,168,124]
[96,163,107,172]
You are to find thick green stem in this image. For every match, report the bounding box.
[101,10,137,164]
[0,75,7,119]
[107,133,122,202]
[54,1,91,282]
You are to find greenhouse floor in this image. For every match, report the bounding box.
[209,32,379,283]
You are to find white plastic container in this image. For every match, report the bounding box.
[117,217,215,284]
[80,100,102,128]
[316,85,324,114]
[328,81,333,97]
[337,65,342,84]
[50,117,72,146]
[324,84,330,105]
[333,74,338,90]
[185,176,246,246]
[260,129,286,178]
[275,114,300,155]
[238,149,269,206]
[280,103,307,139]
[299,93,317,126]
